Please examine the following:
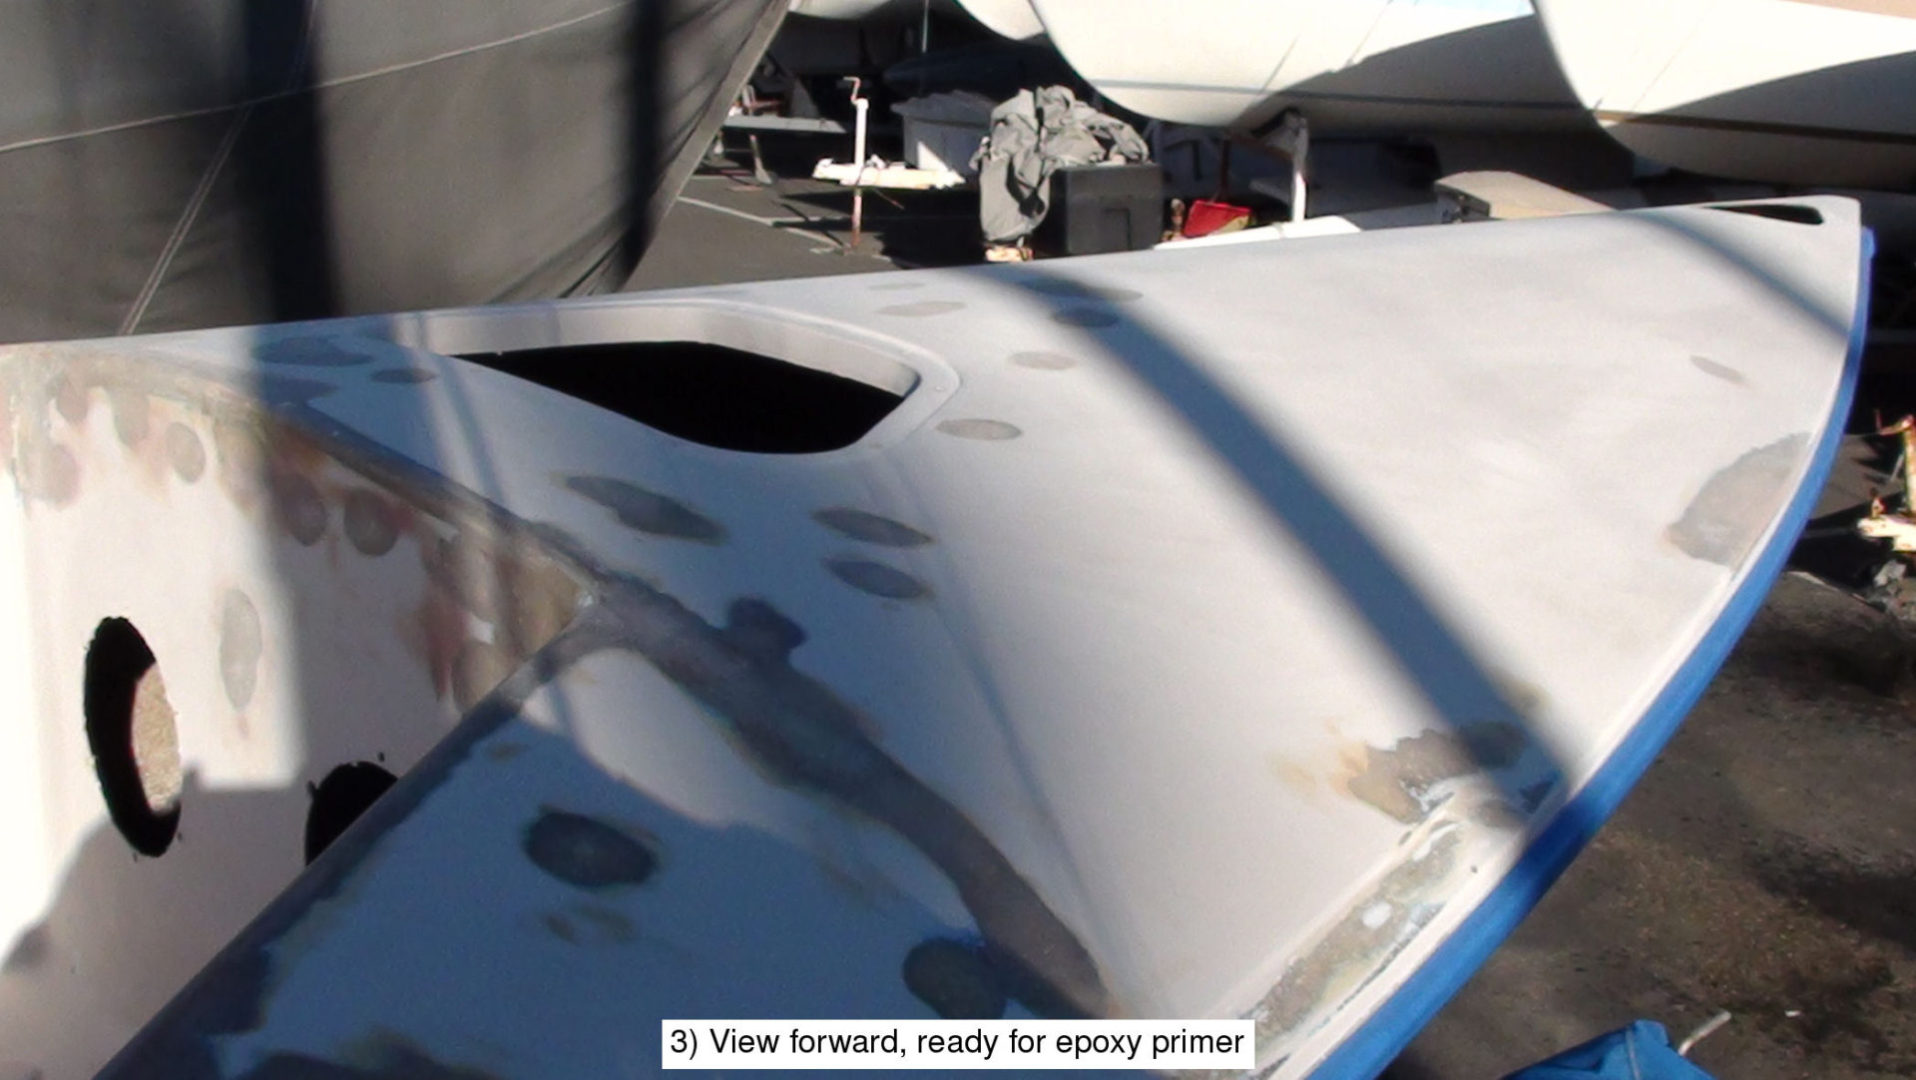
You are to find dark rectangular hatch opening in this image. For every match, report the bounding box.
[457,341,903,454]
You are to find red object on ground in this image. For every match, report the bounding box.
[1182,199,1253,238]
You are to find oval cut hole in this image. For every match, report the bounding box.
[83,618,181,857]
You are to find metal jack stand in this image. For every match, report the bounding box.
[1264,110,1309,223]
[1860,416,1916,553]
[748,134,773,186]
[842,76,871,250]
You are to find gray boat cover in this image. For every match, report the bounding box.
[971,85,1149,244]
[0,0,785,344]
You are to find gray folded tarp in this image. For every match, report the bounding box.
[970,85,1149,245]
[0,0,786,344]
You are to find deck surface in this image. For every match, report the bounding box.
[634,142,1916,1080]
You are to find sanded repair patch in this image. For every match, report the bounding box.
[877,300,966,317]
[563,475,726,544]
[813,507,934,548]
[1667,434,1809,566]
[1254,830,1463,1049]
[523,809,658,890]
[1342,723,1528,825]
[565,585,1110,1019]
[936,419,1021,441]
[219,589,264,711]
[826,557,932,600]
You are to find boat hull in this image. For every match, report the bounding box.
[955,0,1046,40]
[1535,0,1916,187]
[1029,0,1584,134]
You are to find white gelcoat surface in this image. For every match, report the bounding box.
[0,197,1865,1079]
[1029,0,1580,133]
[1535,0,1916,186]
[955,0,1045,40]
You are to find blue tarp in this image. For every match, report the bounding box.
[1505,1021,1718,1080]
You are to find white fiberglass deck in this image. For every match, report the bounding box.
[0,197,1867,1078]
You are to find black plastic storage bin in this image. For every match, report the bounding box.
[1032,163,1163,257]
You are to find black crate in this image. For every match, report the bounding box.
[1032,163,1163,256]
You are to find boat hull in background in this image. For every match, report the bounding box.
[1535,0,1916,187]
[955,0,1046,40]
[1028,0,1584,134]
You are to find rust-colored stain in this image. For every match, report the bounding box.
[494,547,581,659]
[429,531,505,624]
[408,584,467,705]
[18,440,78,506]
[165,422,206,483]
[107,386,149,447]
[270,470,329,545]
[214,417,269,506]
[271,426,341,477]
[54,376,89,424]
[343,489,399,556]
[1266,754,1322,799]
[451,640,513,713]
[407,522,582,711]
[5,341,1100,1043]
